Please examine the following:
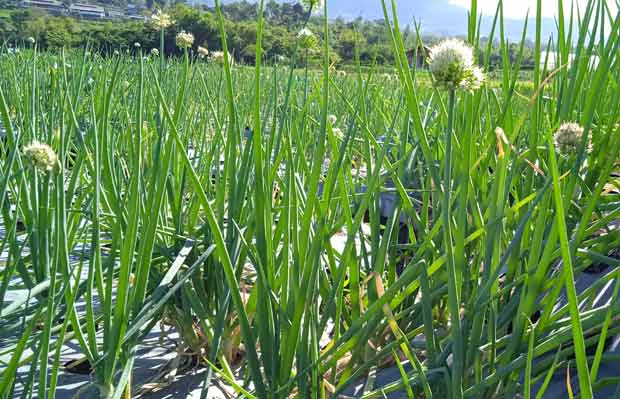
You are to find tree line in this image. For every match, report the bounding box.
[0,0,539,68]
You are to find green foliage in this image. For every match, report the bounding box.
[0,1,619,399]
[0,3,402,65]
[0,2,543,69]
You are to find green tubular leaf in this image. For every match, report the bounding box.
[545,111,593,399]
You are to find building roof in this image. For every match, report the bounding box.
[70,3,105,12]
[21,0,64,6]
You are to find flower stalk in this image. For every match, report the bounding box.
[443,89,463,398]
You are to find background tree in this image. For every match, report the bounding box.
[0,0,538,68]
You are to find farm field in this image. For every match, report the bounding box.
[1,0,620,398]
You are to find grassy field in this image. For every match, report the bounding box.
[1,0,620,398]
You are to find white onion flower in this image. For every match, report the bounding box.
[554,122,590,154]
[210,51,235,66]
[22,141,58,173]
[197,46,209,58]
[152,10,174,29]
[428,39,484,91]
[298,28,317,50]
[176,31,195,49]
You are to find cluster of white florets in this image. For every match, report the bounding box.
[428,39,485,91]
[197,46,209,58]
[554,122,591,154]
[176,31,195,49]
[152,10,174,29]
[297,28,317,50]
[22,141,58,173]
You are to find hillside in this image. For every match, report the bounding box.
[198,0,559,40]
[0,0,540,68]
[1,0,560,40]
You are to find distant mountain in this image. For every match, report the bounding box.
[191,0,560,40]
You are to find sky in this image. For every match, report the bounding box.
[448,0,616,19]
